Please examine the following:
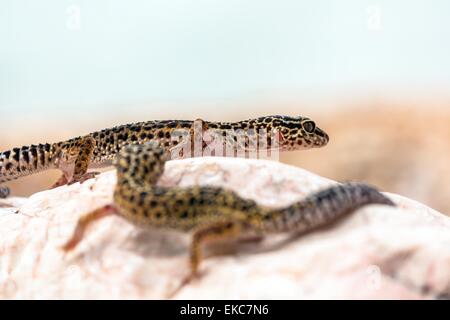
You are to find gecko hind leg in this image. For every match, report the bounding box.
[169,221,245,298]
[52,171,101,189]
[62,204,116,251]
[70,136,99,184]
[189,220,244,279]
[52,136,100,188]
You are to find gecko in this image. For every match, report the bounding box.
[0,115,329,198]
[62,142,395,278]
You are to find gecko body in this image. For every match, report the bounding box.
[63,143,395,276]
[0,115,328,197]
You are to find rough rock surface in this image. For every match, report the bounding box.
[0,157,449,299]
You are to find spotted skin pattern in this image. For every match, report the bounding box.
[0,115,329,198]
[63,143,395,277]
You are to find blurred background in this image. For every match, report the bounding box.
[1,0,449,213]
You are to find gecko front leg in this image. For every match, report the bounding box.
[62,204,117,251]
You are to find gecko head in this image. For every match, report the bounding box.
[263,115,329,151]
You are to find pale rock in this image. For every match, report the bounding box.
[0,157,449,299]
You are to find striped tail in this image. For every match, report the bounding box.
[0,144,58,187]
[259,183,395,233]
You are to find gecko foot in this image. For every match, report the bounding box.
[68,172,101,185]
[167,268,205,299]
[62,205,116,252]
[50,175,69,189]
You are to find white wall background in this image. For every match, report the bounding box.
[1,0,449,116]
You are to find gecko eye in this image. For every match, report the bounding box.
[303,121,315,133]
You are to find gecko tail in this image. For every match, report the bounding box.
[0,143,57,188]
[327,182,396,208]
[301,182,396,226]
[261,182,395,233]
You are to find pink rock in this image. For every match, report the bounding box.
[0,157,449,299]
